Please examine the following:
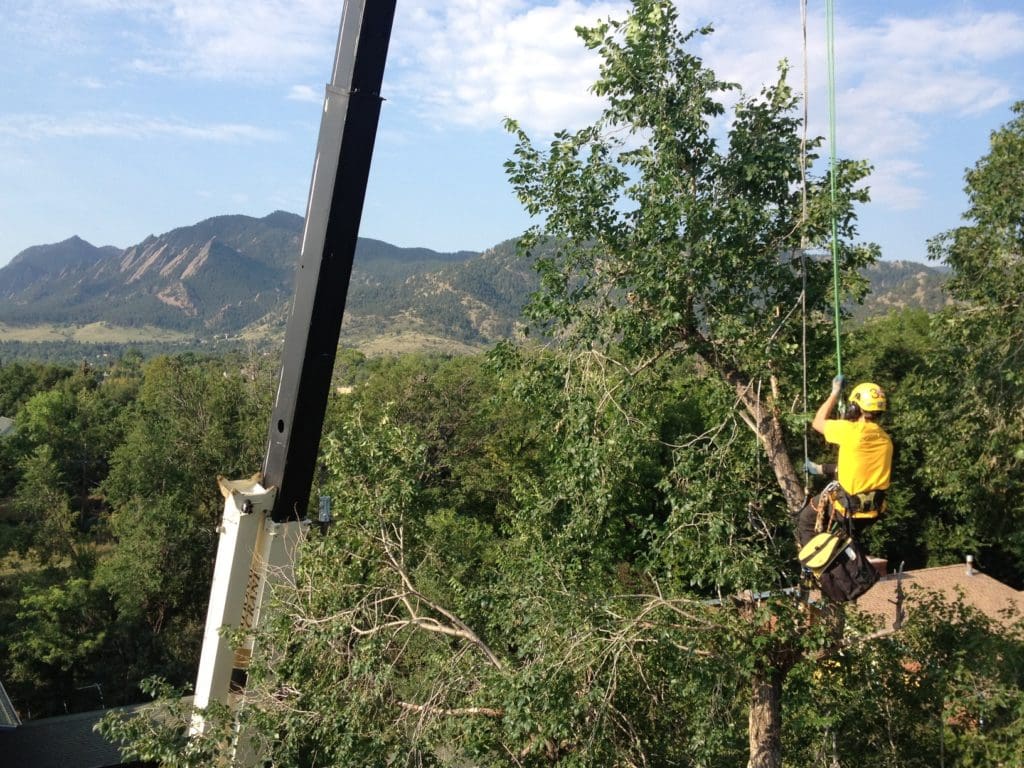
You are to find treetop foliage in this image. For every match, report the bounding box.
[505,0,876,394]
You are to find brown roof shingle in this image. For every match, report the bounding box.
[853,560,1024,632]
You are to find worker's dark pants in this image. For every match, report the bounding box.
[794,496,824,548]
[794,494,875,549]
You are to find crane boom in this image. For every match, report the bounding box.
[265,0,397,524]
[191,0,397,753]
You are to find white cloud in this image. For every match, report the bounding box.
[0,113,279,142]
[835,12,1024,117]
[8,0,1024,222]
[389,0,625,133]
[377,0,1023,217]
[862,158,928,211]
[75,0,165,10]
[874,11,1024,62]
[287,84,320,103]
[386,1,1024,138]
[165,0,339,78]
[8,0,340,80]
[128,57,175,75]
[797,9,1023,209]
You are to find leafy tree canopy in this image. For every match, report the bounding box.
[912,102,1024,575]
[106,4,885,766]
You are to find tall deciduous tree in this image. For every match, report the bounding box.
[96,355,268,686]
[914,102,1024,577]
[16,368,126,522]
[13,444,78,566]
[502,1,875,764]
[505,1,874,494]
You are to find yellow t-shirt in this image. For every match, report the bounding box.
[822,419,892,494]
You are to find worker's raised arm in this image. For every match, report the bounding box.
[811,375,845,434]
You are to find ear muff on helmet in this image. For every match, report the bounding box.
[849,382,887,413]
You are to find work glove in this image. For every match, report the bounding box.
[804,459,823,476]
[830,374,845,397]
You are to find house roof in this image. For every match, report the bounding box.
[0,707,136,768]
[0,416,14,437]
[853,560,1024,633]
[0,680,20,729]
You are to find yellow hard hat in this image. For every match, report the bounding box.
[849,382,887,413]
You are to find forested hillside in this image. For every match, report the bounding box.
[850,259,953,319]
[1,213,948,364]
[0,212,480,336]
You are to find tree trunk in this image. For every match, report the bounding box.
[695,349,805,768]
[731,375,804,513]
[748,664,785,768]
[757,406,803,513]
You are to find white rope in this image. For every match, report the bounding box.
[799,0,811,493]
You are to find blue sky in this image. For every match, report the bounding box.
[1,0,1022,269]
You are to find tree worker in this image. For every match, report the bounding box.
[795,376,893,547]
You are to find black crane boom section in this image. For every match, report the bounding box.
[262,0,397,523]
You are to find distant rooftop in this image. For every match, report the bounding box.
[0,416,14,437]
[854,558,1024,632]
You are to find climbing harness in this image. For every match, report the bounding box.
[799,484,882,604]
[810,481,886,533]
[832,487,887,520]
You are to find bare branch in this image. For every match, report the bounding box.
[376,523,505,670]
[397,701,504,718]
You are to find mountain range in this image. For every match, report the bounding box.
[0,212,951,351]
